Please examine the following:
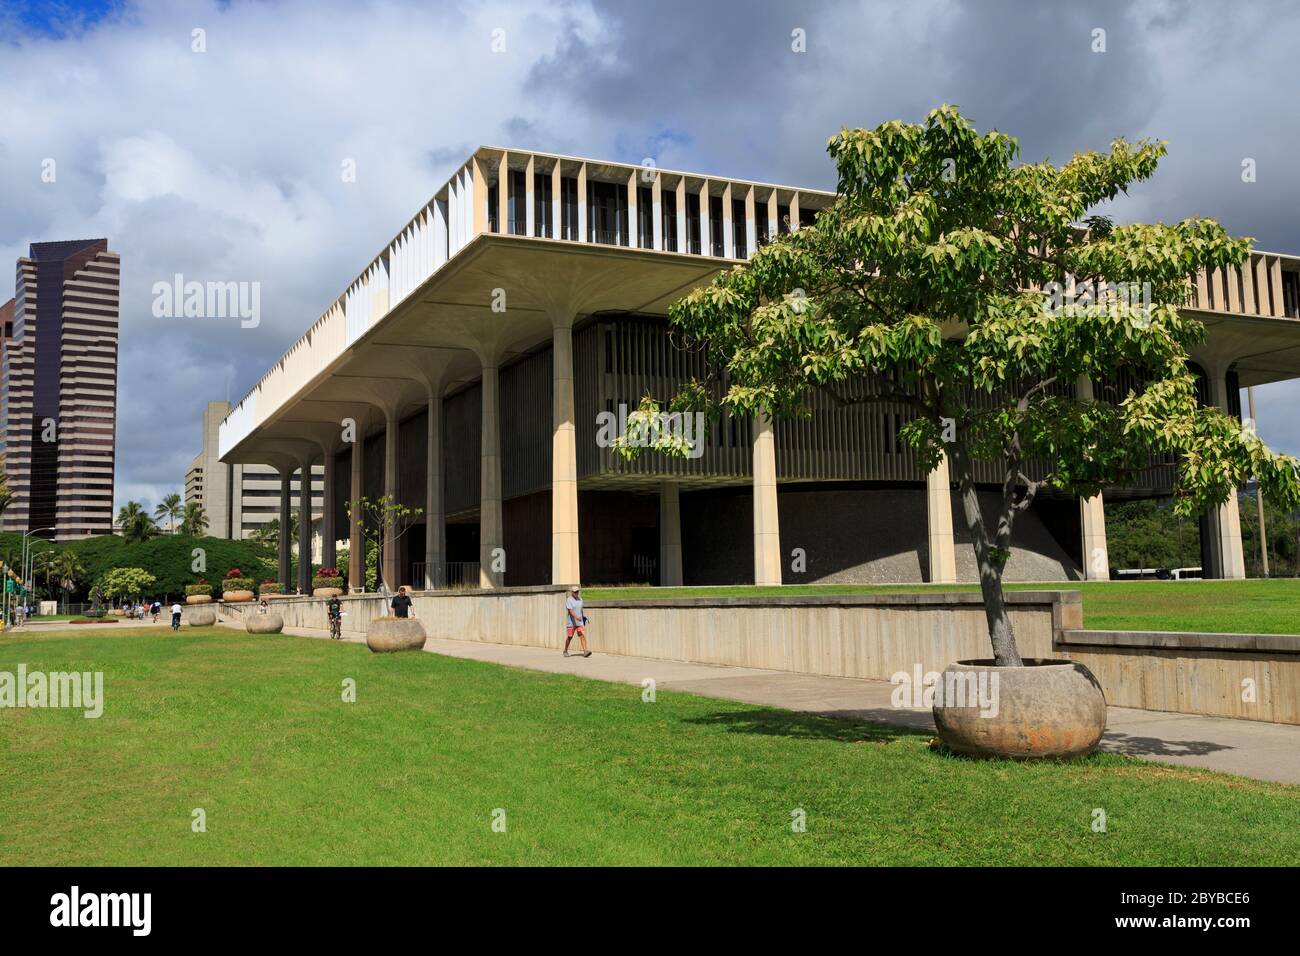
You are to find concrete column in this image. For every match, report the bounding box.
[525,154,535,237]
[480,363,504,588]
[278,469,292,587]
[297,462,313,595]
[926,454,958,584]
[659,481,683,586]
[497,150,509,234]
[321,446,337,570]
[651,174,662,250]
[1206,369,1247,579]
[752,413,782,585]
[1075,376,1110,580]
[1080,495,1110,580]
[425,394,444,589]
[551,321,581,585]
[577,163,588,242]
[382,408,400,591]
[348,437,364,592]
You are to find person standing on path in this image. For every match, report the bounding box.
[390,586,414,619]
[563,585,591,658]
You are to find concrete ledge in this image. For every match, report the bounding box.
[586,590,1079,610]
[1062,629,1300,655]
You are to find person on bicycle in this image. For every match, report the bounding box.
[170,601,182,631]
[326,594,343,639]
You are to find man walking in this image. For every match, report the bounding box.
[326,593,343,639]
[563,585,591,658]
[390,586,413,619]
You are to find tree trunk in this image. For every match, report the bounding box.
[950,445,1024,667]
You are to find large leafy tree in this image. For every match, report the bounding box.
[636,106,1300,666]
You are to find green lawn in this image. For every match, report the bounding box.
[0,627,1296,866]
[587,579,1300,634]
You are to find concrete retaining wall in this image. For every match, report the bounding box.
[219,589,1300,725]
[220,586,568,644]
[582,592,1070,681]
[1060,630,1300,724]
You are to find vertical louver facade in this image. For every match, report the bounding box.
[1,239,120,540]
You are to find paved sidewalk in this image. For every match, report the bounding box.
[237,620,1300,786]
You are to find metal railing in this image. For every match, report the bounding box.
[407,561,482,590]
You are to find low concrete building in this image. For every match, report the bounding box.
[217,147,1300,593]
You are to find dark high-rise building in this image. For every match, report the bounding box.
[1,239,120,540]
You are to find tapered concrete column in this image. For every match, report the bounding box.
[1205,369,1246,579]
[1075,375,1110,580]
[425,394,444,589]
[752,413,783,585]
[659,481,683,586]
[1080,497,1110,580]
[297,462,313,595]
[551,320,581,585]
[480,363,504,588]
[277,469,292,587]
[348,437,364,592]
[382,409,400,591]
[320,446,337,570]
[926,454,958,584]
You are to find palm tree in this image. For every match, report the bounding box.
[179,500,208,536]
[116,501,158,543]
[46,550,83,611]
[154,493,183,534]
[252,513,297,551]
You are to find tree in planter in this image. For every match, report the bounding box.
[621,106,1300,666]
[346,495,423,591]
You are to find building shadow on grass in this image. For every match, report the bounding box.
[1099,731,1232,759]
[682,707,934,744]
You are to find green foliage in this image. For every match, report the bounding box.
[179,501,208,537]
[98,567,157,600]
[0,533,275,600]
[1104,499,1202,572]
[184,582,212,597]
[222,577,254,591]
[154,493,183,534]
[116,501,158,543]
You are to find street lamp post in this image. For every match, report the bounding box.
[19,528,56,624]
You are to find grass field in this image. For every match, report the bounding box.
[586,579,1300,634]
[0,626,1296,866]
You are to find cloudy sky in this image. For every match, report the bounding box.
[3,0,1299,511]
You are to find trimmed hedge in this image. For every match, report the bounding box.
[0,533,275,601]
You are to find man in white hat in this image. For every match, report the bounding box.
[563,584,591,658]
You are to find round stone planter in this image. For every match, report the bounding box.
[246,612,284,634]
[223,590,254,603]
[932,659,1107,760]
[366,617,427,653]
[312,587,343,598]
[185,608,217,627]
[185,594,213,605]
[109,608,126,617]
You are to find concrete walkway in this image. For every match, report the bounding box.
[228,619,1299,786]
